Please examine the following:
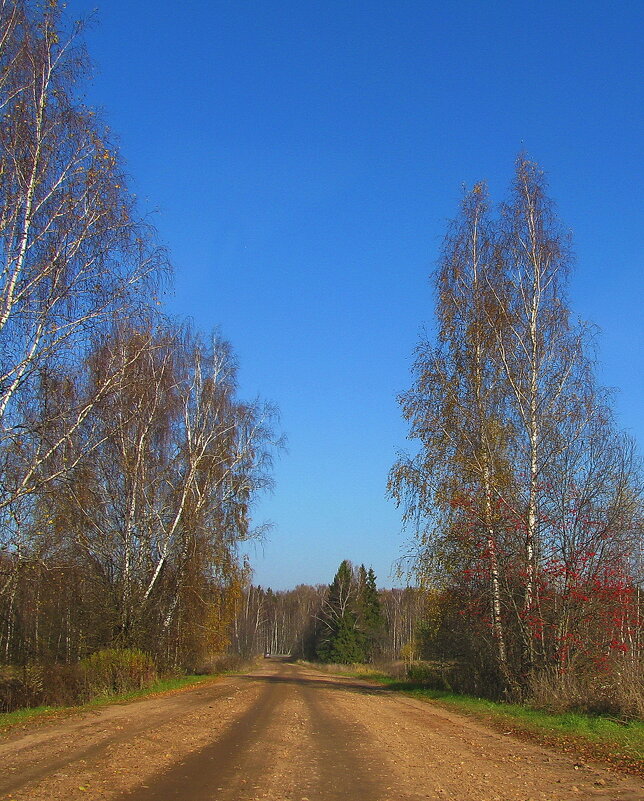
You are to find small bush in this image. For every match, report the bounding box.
[43,663,86,707]
[0,662,82,711]
[406,660,454,690]
[367,659,407,679]
[528,660,644,720]
[1,650,157,713]
[0,665,32,712]
[196,653,249,675]
[79,649,156,698]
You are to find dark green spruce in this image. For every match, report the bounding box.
[316,560,384,664]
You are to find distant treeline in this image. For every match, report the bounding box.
[230,564,425,663]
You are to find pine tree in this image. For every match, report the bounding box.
[316,560,365,663]
[356,566,385,661]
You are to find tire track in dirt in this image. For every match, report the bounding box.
[113,676,284,801]
[293,666,387,801]
[109,664,389,801]
[2,661,643,801]
[0,678,266,800]
[0,680,240,794]
[316,669,644,801]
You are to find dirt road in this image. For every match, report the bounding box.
[1,660,642,801]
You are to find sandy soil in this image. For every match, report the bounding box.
[1,660,642,801]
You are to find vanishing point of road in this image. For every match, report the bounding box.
[1,659,642,801]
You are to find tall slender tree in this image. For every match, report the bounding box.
[0,3,280,673]
[316,560,365,664]
[390,156,643,696]
[356,566,385,661]
[0,1,160,514]
[389,182,513,686]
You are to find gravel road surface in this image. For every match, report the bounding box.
[1,659,642,801]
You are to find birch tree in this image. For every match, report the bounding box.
[493,157,595,670]
[151,328,278,666]
[0,4,278,671]
[0,1,161,632]
[56,322,278,667]
[0,1,160,539]
[391,156,643,697]
[389,183,514,687]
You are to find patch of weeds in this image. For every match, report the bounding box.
[83,674,218,706]
[0,704,58,728]
[0,674,218,735]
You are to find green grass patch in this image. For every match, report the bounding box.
[0,674,218,734]
[314,664,644,775]
[386,679,643,758]
[81,673,219,707]
[0,704,58,728]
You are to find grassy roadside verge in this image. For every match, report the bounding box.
[0,673,220,734]
[307,663,644,776]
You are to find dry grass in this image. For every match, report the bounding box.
[528,660,644,720]
[0,649,156,712]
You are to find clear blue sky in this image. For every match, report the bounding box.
[73,1,643,590]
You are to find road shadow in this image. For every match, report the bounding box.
[240,667,389,697]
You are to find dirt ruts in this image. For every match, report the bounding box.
[1,660,642,801]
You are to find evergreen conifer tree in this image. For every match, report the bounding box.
[316,560,365,663]
[356,566,385,661]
